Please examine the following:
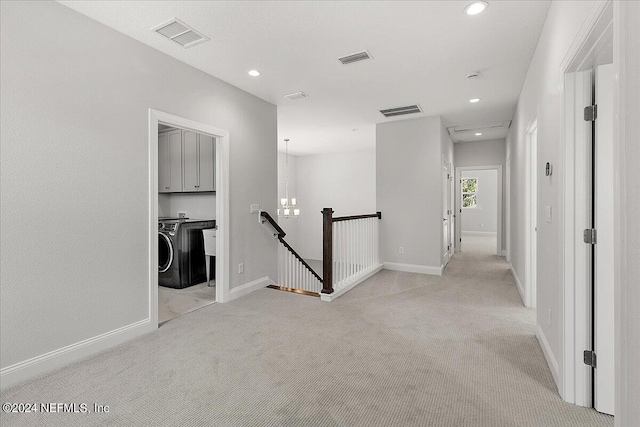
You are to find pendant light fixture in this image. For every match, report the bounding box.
[278,138,300,218]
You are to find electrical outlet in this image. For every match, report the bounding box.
[178,212,187,218]
[238,263,244,274]
[546,206,552,223]
[480,223,484,228]
[547,308,552,326]
[250,204,259,214]
[399,247,404,254]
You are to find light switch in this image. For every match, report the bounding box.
[545,206,552,223]
[250,204,259,214]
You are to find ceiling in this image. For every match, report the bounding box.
[58,1,550,155]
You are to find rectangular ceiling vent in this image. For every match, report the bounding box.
[284,92,309,101]
[447,121,512,135]
[152,18,209,49]
[380,104,423,118]
[339,50,372,65]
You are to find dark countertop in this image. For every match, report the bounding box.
[159,217,215,225]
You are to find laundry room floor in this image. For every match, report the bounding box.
[158,282,216,325]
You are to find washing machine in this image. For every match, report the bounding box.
[158,219,216,289]
[158,220,181,287]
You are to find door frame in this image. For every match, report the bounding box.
[560,0,613,407]
[525,119,538,310]
[454,164,503,256]
[148,109,231,329]
[442,159,452,266]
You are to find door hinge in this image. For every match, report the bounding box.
[583,228,597,244]
[584,105,597,121]
[447,245,450,251]
[583,350,597,368]
[447,173,450,179]
[459,238,462,242]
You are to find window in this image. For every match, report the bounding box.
[461,178,478,208]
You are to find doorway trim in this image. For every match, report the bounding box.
[560,0,612,407]
[525,119,538,310]
[148,109,231,328]
[454,165,503,256]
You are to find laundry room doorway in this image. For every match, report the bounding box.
[149,109,230,327]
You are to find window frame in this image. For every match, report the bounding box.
[461,177,479,209]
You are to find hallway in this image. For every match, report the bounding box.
[1,239,612,426]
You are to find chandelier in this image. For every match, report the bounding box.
[278,138,299,218]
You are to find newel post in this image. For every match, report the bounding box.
[322,208,334,294]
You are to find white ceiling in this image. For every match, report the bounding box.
[58,1,550,155]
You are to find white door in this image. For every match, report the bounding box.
[442,160,451,266]
[593,63,614,415]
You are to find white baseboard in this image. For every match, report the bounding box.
[461,231,498,236]
[0,318,153,390]
[321,264,383,302]
[510,263,526,307]
[383,262,443,276]
[536,325,560,392]
[229,276,274,301]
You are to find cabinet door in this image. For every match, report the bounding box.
[198,134,215,192]
[182,130,199,192]
[158,132,171,193]
[168,130,183,192]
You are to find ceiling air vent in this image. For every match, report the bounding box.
[284,92,309,101]
[380,104,423,118]
[152,18,209,48]
[338,50,372,65]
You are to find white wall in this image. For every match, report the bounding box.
[455,139,506,244]
[277,151,299,249]
[506,0,602,392]
[292,149,376,261]
[158,193,216,220]
[461,170,497,233]
[0,1,277,375]
[377,116,452,270]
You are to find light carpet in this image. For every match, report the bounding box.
[1,236,613,426]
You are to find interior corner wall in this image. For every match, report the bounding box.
[292,149,376,261]
[454,139,506,246]
[277,151,299,249]
[505,0,600,392]
[0,1,277,374]
[377,116,443,269]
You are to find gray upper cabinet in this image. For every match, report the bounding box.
[182,130,199,192]
[198,134,215,192]
[159,129,214,193]
[158,129,183,193]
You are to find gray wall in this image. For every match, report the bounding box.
[0,1,277,369]
[461,170,498,233]
[293,149,376,261]
[377,116,451,268]
[506,0,597,390]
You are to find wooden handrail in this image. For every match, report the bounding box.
[261,210,323,284]
[332,212,382,222]
[260,211,286,238]
[278,237,323,283]
[322,208,382,295]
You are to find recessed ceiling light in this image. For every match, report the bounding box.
[475,132,483,136]
[469,98,481,103]
[352,129,359,132]
[465,1,488,15]
[248,70,261,77]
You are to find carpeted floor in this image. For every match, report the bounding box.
[0,236,613,426]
